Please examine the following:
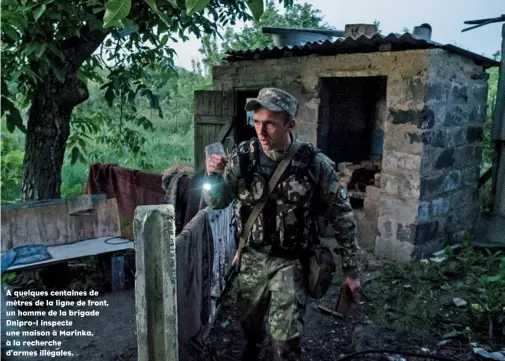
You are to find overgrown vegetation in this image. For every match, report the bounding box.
[0,1,500,207]
[364,233,505,346]
[0,1,327,203]
[1,0,294,201]
[479,54,501,211]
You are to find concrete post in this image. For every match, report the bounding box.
[134,205,178,361]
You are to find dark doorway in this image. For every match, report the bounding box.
[317,76,387,165]
[235,90,260,143]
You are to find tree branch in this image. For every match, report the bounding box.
[62,28,109,72]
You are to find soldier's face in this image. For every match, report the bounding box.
[253,108,294,151]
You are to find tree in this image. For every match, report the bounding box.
[197,1,331,75]
[1,0,292,201]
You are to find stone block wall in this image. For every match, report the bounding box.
[415,49,488,256]
[211,48,488,261]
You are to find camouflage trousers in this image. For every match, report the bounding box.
[236,247,308,361]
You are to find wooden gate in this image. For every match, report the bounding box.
[194,90,236,173]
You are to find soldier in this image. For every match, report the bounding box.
[203,88,359,361]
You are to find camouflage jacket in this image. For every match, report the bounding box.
[202,137,358,272]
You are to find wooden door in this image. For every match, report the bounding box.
[194,90,235,173]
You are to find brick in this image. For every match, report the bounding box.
[462,166,480,186]
[443,170,462,191]
[470,71,489,80]
[420,174,444,198]
[449,127,467,147]
[364,196,380,219]
[385,128,424,155]
[396,222,417,244]
[406,77,425,101]
[467,126,484,143]
[434,148,455,170]
[444,106,466,126]
[450,83,468,103]
[473,83,488,102]
[383,151,422,171]
[418,201,431,222]
[407,132,424,144]
[365,185,381,201]
[473,145,483,164]
[432,197,450,216]
[424,129,448,148]
[409,220,440,245]
[419,196,451,221]
[451,187,478,207]
[426,82,449,102]
[469,104,487,124]
[378,218,394,239]
[382,173,421,199]
[338,162,353,172]
[374,173,381,187]
[379,197,419,224]
[420,148,433,175]
[389,106,435,130]
[454,145,474,167]
[361,160,374,168]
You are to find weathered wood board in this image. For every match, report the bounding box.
[2,237,133,271]
[194,90,235,173]
[1,195,121,252]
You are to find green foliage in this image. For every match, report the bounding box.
[1,0,296,200]
[1,131,24,203]
[364,233,505,342]
[479,53,500,210]
[197,1,330,74]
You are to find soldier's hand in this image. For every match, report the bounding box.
[206,154,228,175]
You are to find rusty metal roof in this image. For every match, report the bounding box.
[224,32,499,68]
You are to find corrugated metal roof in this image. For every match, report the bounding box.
[224,32,499,68]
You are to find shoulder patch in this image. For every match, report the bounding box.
[329,180,348,201]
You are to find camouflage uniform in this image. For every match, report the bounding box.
[203,88,357,361]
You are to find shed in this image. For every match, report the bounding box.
[193,26,499,261]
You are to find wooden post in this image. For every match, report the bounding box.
[134,205,178,361]
[111,253,125,292]
[491,24,505,217]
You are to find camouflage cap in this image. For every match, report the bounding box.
[245,87,298,118]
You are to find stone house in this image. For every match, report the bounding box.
[193,28,499,261]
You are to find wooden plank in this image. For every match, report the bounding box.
[216,122,234,144]
[195,116,230,125]
[2,237,133,271]
[1,197,121,252]
[194,90,236,172]
[1,193,106,211]
[67,195,94,215]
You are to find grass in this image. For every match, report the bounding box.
[363,233,505,346]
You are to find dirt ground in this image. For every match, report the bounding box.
[2,247,502,361]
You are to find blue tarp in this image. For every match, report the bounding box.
[1,245,52,274]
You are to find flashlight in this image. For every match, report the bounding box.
[203,183,212,191]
